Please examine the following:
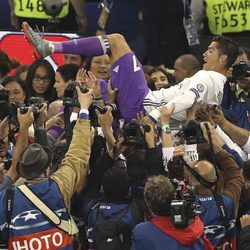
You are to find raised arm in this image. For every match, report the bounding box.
[7,107,34,182]
[201,122,244,209]
[51,87,93,209]
[212,106,249,147]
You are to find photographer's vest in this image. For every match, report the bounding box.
[196,194,236,249]
[0,180,74,250]
[204,0,250,34]
[86,200,139,249]
[14,0,69,19]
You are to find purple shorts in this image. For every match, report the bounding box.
[110,52,149,122]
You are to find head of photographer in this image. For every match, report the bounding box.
[131,174,213,249]
[231,60,250,92]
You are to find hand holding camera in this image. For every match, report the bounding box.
[200,122,224,153]
[34,103,48,128]
[76,86,94,110]
[95,106,113,129]
[17,106,34,130]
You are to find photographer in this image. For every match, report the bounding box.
[131,175,213,250]
[0,87,93,249]
[0,108,32,189]
[222,49,250,130]
[186,122,244,249]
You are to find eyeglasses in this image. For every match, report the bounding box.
[33,76,50,84]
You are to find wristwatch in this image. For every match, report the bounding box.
[161,124,171,134]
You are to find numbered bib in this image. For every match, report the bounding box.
[205,0,250,35]
[14,0,69,19]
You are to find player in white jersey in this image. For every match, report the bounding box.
[144,70,226,121]
[144,36,239,122]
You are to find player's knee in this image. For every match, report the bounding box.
[108,33,126,47]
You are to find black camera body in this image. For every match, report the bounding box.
[63,82,118,127]
[232,61,250,80]
[170,179,197,228]
[0,88,9,104]
[89,100,108,127]
[3,159,12,170]
[182,120,206,145]
[10,97,43,125]
[63,81,88,108]
[25,97,44,118]
[122,119,150,147]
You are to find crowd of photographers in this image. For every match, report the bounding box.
[0,34,250,250]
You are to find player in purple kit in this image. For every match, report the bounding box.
[22,22,239,123]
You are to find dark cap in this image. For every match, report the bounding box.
[17,143,53,180]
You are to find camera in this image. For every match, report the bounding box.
[10,97,43,124]
[232,61,250,80]
[122,119,150,147]
[63,81,88,108]
[25,97,44,118]
[182,120,206,145]
[170,179,198,228]
[89,101,118,127]
[0,88,9,104]
[89,101,108,127]
[2,159,12,170]
[63,82,118,126]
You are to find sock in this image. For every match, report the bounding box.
[51,36,111,56]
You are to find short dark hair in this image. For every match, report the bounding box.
[2,75,26,94]
[212,36,239,68]
[0,49,20,77]
[126,149,147,182]
[56,64,79,83]
[102,167,130,200]
[144,175,175,216]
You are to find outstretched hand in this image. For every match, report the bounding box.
[240,214,250,229]
[108,80,118,104]
[211,105,226,126]
[159,104,175,125]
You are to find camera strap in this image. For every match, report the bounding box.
[64,106,73,147]
[203,123,232,249]
[213,195,232,249]
[5,187,14,248]
[184,162,216,188]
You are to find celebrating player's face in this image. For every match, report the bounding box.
[203,42,221,71]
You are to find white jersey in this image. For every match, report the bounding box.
[143,70,227,121]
